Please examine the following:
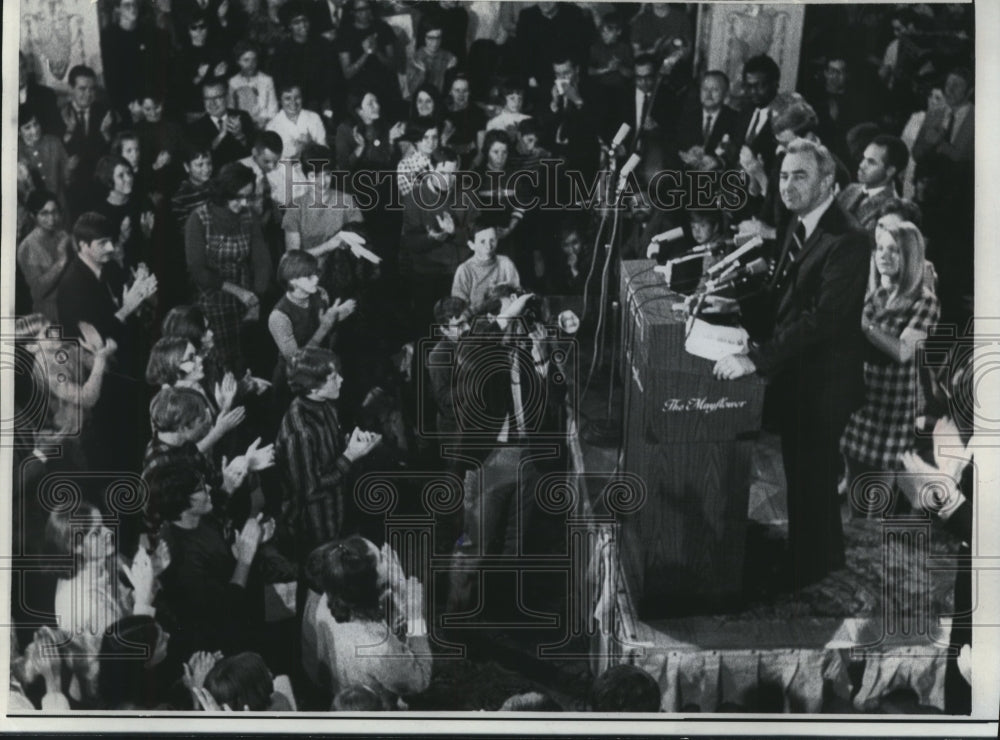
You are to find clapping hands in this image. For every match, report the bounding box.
[215,371,238,413]
[344,427,382,462]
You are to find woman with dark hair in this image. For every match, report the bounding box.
[442,74,486,168]
[301,536,431,706]
[337,0,400,109]
[16,191,72,319]
[97,615,172,709]
[334,90,406,174]
[475,129,528,276]
[407,83,444,128]
[93,154,157,271]
[184,162,273,372]
[172,12,230,120]
[840,220,940,514]
[162,304,222,388]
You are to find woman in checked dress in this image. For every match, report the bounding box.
[185,163,272,373]
[840,220,939,515]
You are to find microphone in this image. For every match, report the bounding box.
[689,231,758,256]
[706,235,764,276]
[705,257,769,293]
[616,153,641,193]
[610,122,631,149]
[645,226,685,258]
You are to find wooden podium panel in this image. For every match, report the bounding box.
[619,260,767,616]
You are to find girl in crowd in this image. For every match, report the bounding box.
[407,83,445,129]
[194,651,294,711]
[442,74,486,168]
[93,154,157,272]
[335,90,406,174]
[266,83,327,161]
[184,162,273,372]
[840,220,940,514]
[16,191,72,320]
[174,12,229,120]
[48,502,157,703]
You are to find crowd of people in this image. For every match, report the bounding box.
[11,0,975,714]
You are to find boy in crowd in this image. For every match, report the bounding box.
[451,220,521,311]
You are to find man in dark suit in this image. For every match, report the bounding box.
[61,66,116,217]
[836,134,909,232]
[736,54,781,172]
[543,58,602,187]
[672,70,741,163]
[714,138,869,590]
[187,79,256,169]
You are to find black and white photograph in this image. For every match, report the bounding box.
[2,0,998,734]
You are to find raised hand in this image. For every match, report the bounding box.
[222,454,249,493]
[183,650,222,691]
[122,546,155,608]
[215,405,246,437]
[334,297,357,320]
[344,427,382,462]
[244,437,276,472]
[214,371,238,413]
[436,212,455,235]
[234,514,264,564]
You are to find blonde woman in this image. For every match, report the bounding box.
[840,220,940,514]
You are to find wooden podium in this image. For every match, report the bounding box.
[619,260,767,617]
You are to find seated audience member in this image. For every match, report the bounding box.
[397,122,439,199]
[334,90,406,173]
[442,74,486,167]
[332,683,393,711]
[545,224,589,296]
[268,251,356,393]
[302,537,431,705]
[14,625,88,711]
[451,221,521,311]
[588,13,633,92]
[837,134,909,231]
[406,21,457,95]
[485,80,530,139]
[283,143,366,260]
[590,665,661,712]
[145,460,269,656]
[912,66,974,167]
[47,503,157,702]
[507,117,552,173]
[266,83,328,161]
[17,191,72,320]
[673,70,741,165]
[97,615,172,710]
[275,347,382,563]
[188,78,256,169]
[18,104,70,213]
[500,691,563,711]
[409,84,445,130]
[198,652,293,711]
[229,41,279,128]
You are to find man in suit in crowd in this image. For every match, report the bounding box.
[673,70,741,164]
[61,65,116,216]
[714,138,869,590]
[837,134,909,232]
[544,58,602,186]
[187,78,256,169]
[913,66,974,167]
[737,54,781,173]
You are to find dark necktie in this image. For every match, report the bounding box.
[792,221,806,255]
[703,113,714,142]
[76,107,87,137]
[772,219,805,292]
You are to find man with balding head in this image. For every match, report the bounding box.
[714,138,869,590]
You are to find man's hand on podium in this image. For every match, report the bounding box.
[713,353,756,380]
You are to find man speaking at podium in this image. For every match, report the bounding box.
[712,138,869,589]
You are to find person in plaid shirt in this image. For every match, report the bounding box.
[396,122,439,199]
[840,219,940,514]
